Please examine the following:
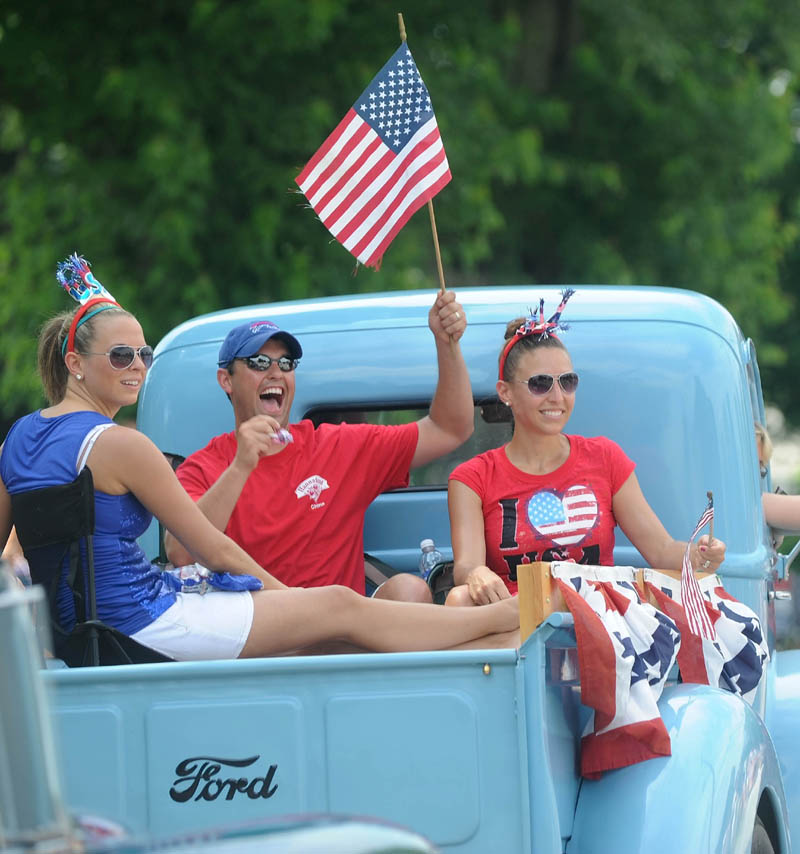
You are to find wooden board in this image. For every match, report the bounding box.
[517,562,717,642]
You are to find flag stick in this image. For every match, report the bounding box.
[428,200,447,293]
[707,490,714,544]
[399,12,447,294]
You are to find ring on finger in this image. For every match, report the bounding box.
[454,311,460,320]
[702,559,711,569]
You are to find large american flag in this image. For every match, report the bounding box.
[680,497,716,640]
[295,43,451,268]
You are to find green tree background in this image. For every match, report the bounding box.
[2,0,800,432]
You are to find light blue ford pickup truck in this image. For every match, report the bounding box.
[22,285,800,852]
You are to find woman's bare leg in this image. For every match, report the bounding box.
[448,629,520,650]
[239,585,518,658]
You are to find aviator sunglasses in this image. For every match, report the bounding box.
[237,354,299,373]
[87,345,154,370]
[517,372,579,395]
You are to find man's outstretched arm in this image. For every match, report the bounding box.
[411,290,474,469]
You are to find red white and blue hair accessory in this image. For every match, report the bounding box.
[57,253,121,357]
[498,288,575,380]
[57,253,115,305]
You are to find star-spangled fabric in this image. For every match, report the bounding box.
[295,42,451,268]
[644,569,769,705]
[161,563,263,594]
[550,563,680,779]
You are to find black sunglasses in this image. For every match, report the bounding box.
[517,372,579,395]
[237,354,299,373]
[87,345,154,370]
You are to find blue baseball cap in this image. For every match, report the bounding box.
[217,320,303,368]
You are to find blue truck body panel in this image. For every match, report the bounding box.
[48,647,529,851]
[0,583,440,853]
[570,685,790,853]
[24,284,798,852]
[770,649,800,847]
[46,614,792,853]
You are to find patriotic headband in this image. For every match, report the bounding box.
[498,288,575,381]
[57,253,121,357]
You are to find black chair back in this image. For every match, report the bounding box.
[11,468,172,667]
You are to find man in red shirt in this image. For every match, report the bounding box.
[165,290,471,601]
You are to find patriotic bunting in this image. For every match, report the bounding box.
[644,569,769,705]
[550,564,680,779]
[549,561,769,779]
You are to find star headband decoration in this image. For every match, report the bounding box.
[498,288,576,380]
[56,252,121,357]
[56,253,116,305]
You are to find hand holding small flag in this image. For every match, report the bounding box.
[429,290,466,344]
[681,493,722,640]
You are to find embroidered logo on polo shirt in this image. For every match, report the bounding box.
[295,475,329,508]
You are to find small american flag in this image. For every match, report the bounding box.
[295,43,451,269]
[680,497,716,640]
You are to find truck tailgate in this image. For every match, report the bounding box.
[46,649,531,852]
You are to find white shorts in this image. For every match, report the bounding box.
[130,590,254,661]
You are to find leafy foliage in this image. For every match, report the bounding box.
[2,0,800,428]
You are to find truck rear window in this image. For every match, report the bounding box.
[306,402,512,488]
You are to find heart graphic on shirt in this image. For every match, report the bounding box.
[526,484,598,547]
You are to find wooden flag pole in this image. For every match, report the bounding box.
[398,12,446,294]
[427,200,447,294]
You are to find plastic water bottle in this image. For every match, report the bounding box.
[418,539,443,581]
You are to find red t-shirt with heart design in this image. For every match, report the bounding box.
[449,435,636,594]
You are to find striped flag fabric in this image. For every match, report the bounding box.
[644,569,768,705]
[295,42,451,269]
[550,563,680,778]
[680,497,716,640]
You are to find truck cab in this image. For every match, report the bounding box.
[37,285,800,853]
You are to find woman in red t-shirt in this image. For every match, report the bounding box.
[446,291,726,606]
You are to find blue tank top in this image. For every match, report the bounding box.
[1,411,176,635]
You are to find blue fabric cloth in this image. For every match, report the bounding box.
[1,411,177,635]
[162,563,262,593]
